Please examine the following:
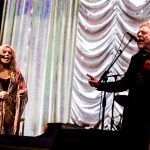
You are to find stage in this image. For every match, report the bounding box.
[0,123,129,150]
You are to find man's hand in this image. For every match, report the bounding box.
[86,74,99,88]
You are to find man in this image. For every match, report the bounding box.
[87,22,150,150]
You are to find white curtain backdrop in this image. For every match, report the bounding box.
[0,0,150,136]
[1,0,79,136]
[71,0,150,130]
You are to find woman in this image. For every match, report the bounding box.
[0,44,28,135]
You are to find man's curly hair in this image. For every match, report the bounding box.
[139,22,150,29]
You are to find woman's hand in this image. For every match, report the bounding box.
[87,74,99,88]
[0,91,9,99]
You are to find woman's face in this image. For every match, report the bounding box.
[0,47,13,65]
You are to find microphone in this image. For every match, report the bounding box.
[126,32,138,42]
[0,54,4,58]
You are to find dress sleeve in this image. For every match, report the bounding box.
[17,70,28,116]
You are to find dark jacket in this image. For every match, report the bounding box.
[97,49,150,133]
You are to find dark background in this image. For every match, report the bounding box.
[0,0,4,30]
[0,0,4,44]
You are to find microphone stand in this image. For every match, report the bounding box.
[109,74,121,131]
[99,38,133,130]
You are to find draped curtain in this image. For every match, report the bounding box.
[71,0,150,130]
[1,0,150,136]
[0,0,79,136]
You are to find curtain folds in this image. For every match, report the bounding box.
[71,0,150,130]
[1,0,79,136]
[1,0,150,136]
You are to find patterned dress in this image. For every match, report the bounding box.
[0,68,28,135]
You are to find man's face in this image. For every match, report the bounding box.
[137,25,150,50]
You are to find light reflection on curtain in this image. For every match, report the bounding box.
[1,0,150,136]
[1,0,79,136]
[71,0,150,130]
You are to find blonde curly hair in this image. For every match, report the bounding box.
[0,44,17,73]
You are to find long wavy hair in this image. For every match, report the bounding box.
[0,44,17,73]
